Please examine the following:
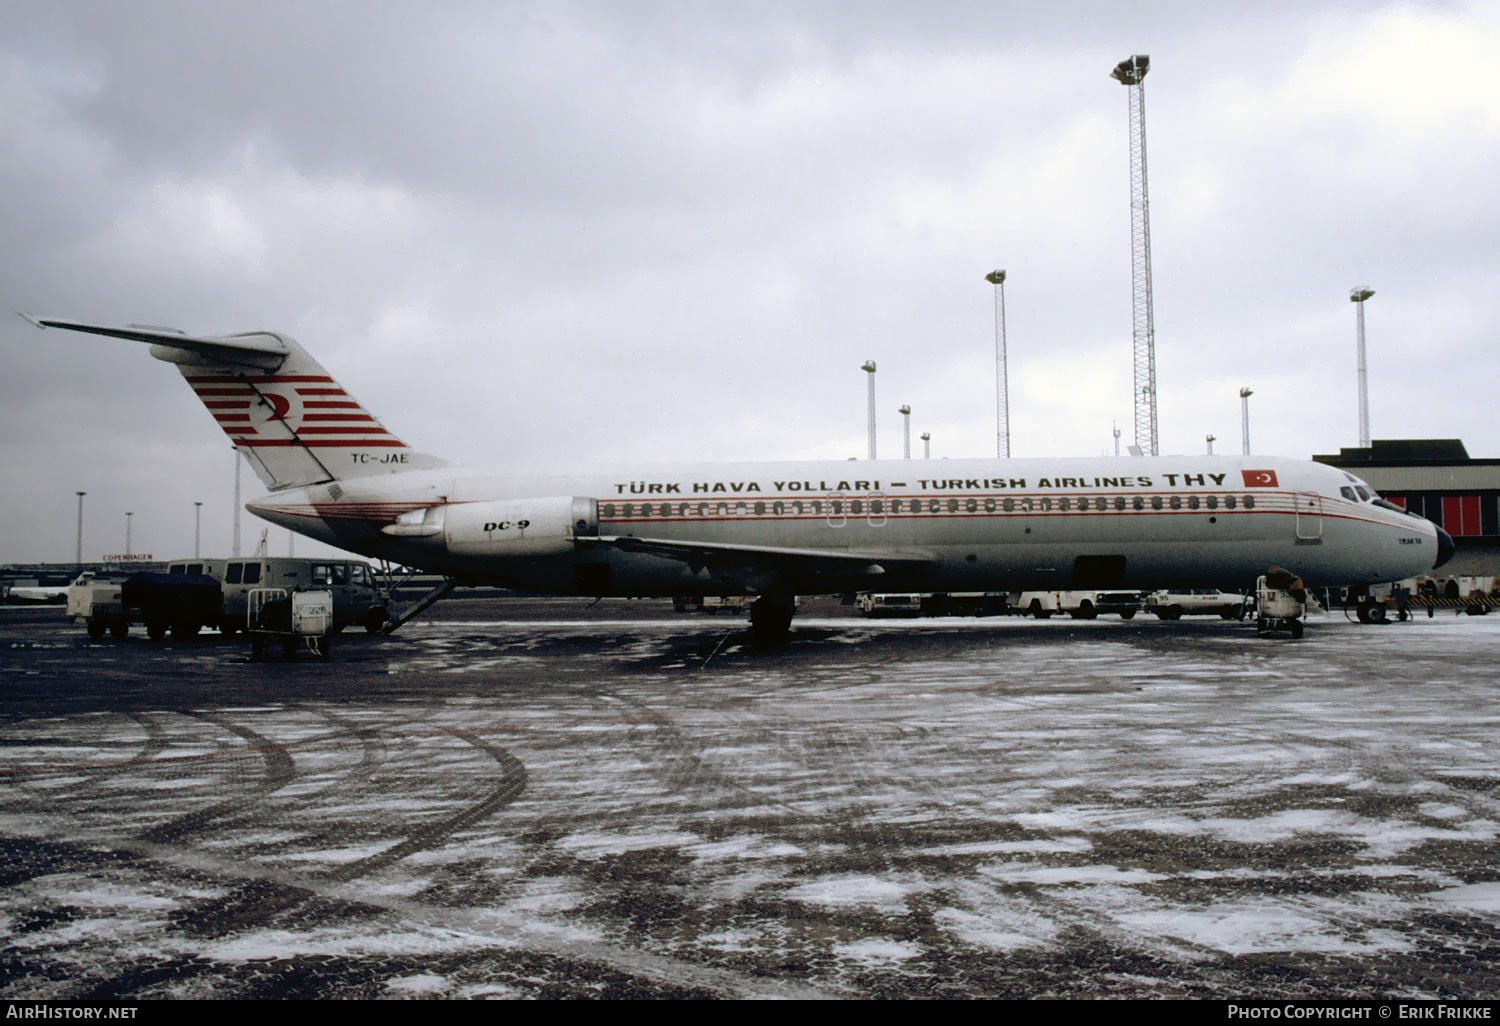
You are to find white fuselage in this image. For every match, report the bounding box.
[247,454,1444,597]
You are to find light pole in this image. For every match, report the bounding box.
[899,405,911,459]
[125,512,133,558]
[985,269,1010,458]
[194,501,203,559]
[920,432,931,459]
[861,361,877,459]
[1350,287,1374,448]
[1206,434,1215,455]
[232,448,242,558]
[1239,388,1253,455]
[75,492,86,567]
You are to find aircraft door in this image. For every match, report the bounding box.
[1295,493,1323,541]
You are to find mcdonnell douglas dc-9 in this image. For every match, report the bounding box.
[31,317,1453,642]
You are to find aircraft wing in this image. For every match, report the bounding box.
[23,316,288,370]
[595,535,931,579]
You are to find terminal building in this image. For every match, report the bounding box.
[1314,439,1500,582]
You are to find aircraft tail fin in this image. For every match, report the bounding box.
[29,317,447,491]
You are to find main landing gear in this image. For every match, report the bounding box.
[749,593,796,647]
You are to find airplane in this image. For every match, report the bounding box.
[27,316,1454,643]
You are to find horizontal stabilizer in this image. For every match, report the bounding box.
[25,316,288,370]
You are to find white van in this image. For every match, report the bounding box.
[218,558,389,634]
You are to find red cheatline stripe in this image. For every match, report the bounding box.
[304,401,360,409]
[193,387,257,396]
[303,413,376,422]
[204,400,252,409]
[296,387,349,396]
[212,415,252,423]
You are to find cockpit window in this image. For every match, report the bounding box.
[1341,486,1358,502]
[1355,486,1371,502]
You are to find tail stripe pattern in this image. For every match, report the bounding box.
[185,373,407,450]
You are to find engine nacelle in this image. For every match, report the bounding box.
[382,496,598,557]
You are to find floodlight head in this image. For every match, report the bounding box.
[1239,387,1253,399]
[898,405,911,415]
[1350,287,1375,303]
[985,269,1006,285]
[920,432,930,441]
[861,360,876,373]
[1111,55,1149,85]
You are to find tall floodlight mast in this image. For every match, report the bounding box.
[861,361,877,459]
[1350,287,1374,448]
[1111,54,1158,457]
[985,269,1010,458]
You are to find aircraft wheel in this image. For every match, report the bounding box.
[87,619,106,640]
[749,595,795,646]
[1289,618,1304,639]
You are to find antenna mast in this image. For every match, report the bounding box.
[1111,54,1157,457]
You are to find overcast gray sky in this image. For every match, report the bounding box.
[3,1,1497,564]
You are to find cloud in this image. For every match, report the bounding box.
[2,1,1497,562]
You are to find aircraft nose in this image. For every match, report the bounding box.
[1434,525,1455,569]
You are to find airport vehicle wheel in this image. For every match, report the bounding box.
[1256,616,1269,636]
[1073,602,1097,620]
[1166,605,1184,620]
[109,621,127,640]
[1029,600,1051,620]
[1120,610,1135,620]
[1369,604,1387,623]
[364,608,388,634]
[1290,619,1304,639]
[171,621,199,642]
[282,639,299,660]
[87,619,106,640]
[146,621,168,642]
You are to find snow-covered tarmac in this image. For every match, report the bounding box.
[2,606,1498,999]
